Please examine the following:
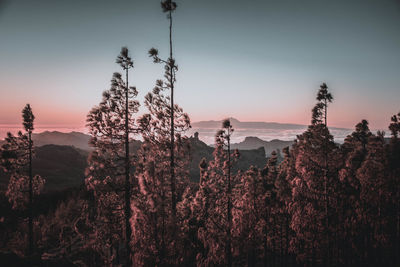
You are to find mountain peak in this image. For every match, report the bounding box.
[244,136,263,141]
[231,136,294,156]
[228,117,240,123]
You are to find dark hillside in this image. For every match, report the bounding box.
[0,145,87,193]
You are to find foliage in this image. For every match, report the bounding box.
[85,47,139,265]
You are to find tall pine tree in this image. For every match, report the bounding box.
[289,83,338,265]
[148,0,181,220]
[194,119,240,266]
[0,104,45,256]
[85,47,139,265]
[387,112,400,266]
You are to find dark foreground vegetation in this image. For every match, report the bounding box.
[0,1,399,266]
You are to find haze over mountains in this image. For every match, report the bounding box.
[190,118,353,144]
[1,119,301,193]
[1,129,295,154]
[0,116,358,194]
[0,118,354,147]
[0,131,91,150]
[192,118,306,130]
[32,131,92,150]
[0,132,278,193]
[0,119,328,194]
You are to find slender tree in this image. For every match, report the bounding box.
[85,47,139,265]
[312,82,333,126]
[116,46,135,267]
[289,84,338,265]
[131,131,190,265]
[190,158,213,265]
[145,1,192,264]
[235,166,264,266]
[387,112,400,266]
[260,151,279,266]
[148,0,180,219]
[338,120,372,265]
[312,82,334,264]
[0,104,45,256]
[356,132,389,265]
[194,119,239,266]
[132,97,189,265]
[217,119,235,267]
[274,147,294,266]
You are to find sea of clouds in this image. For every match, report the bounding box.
[187,127,355,145]
[1,124,356,145]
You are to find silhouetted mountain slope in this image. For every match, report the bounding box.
[0,136,277,192]
[31,131,143,152]
[32,131,91,150]
[33,145,88,192]
[187,134,268,182]
[0,145,88,193]
[231,136,293,156]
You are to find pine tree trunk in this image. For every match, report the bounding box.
[285,216,289,267]
[168,8,178,265]
[324,101,330,266]
[280,219,283,267]
[116,243,120,265]
[249,177,257,267]
[28,130,33,256]
[169,8,176,219]
[124,67,132,266]
[264,212,269,267]
[226,132,232,267]
[160,179,166,266]
[312,236,316,267]
[397,192,400,266]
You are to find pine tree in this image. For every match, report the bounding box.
[85,47,139,265]
[141,1,190,264]
[387,112,400,265]
[260,151,279,266]
[116,47,136,266]
[148,0,181,220]
[0,104,45,256]
[356,132,389,265]
[274,147,295,265]
[235,166,264,266]
[132,95,189,265]
[289,83,339,265]
[131,141,173,265]
[37,194,95,264]
[218,119,236,267]
[191,158,214,265]
[311,82,333,126]
[338,120,372,264]
[195,119,240,266]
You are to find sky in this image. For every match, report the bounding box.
[0,0,399,136]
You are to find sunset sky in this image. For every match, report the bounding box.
[1,0,399,136]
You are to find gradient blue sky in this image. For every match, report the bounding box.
[0,0,399,132]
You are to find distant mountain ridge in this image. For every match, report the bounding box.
[1,119,352,148]
[0,135,272,192]
[192,117,349,131]
[187,134,268,181]
[190,118,353,144]
[32,131,91,150]
[231,136,293,156]
[192,118,306,130]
